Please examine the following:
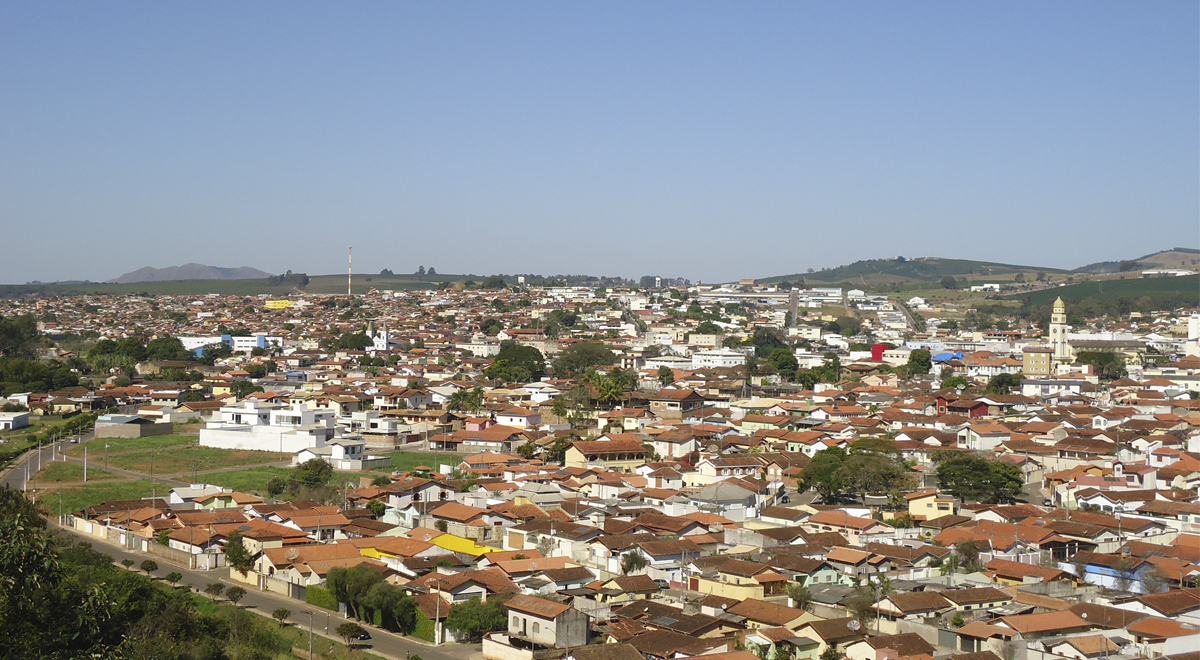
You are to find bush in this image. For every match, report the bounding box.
[305,585,338,610]
[413,610,436,642]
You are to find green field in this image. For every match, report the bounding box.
[38,479,160,514]
[106,447,286,475]
[385,451,455,473]
[1022,274,1200,306]
[0,272,474,297]
[66,433,197,457]
[200,466,292,494]
[35,461,120,483]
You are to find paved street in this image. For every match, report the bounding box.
[54,522,479,660]
[1,439,478,660]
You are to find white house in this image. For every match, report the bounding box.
[200,401,335,453]
[692,347,747,369]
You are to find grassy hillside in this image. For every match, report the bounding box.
[1073,247,1200,274]
[0,272,473,297]
[762,257,1067,287]
[1021,274,1200,306]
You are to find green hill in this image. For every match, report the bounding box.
[1072,247,1200,274]
[761,257,1067,287]
[1021,273,1200,307]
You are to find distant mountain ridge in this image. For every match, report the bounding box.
[108,263,271,284]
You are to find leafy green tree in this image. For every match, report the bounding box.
[205,583,225,599]
[481,276,506,290]
[820,645,843,660]
[225,586,246,606]
[940,275,958,289]
[444,595,511,642]
[145,337,190,361]
[272,608,291,627]
[224,530,254,574]
[903,349,931,376]
[0,315,40,357]
[767,348,798,379]
[801,447,848,502]
[941,375,969,390]
[552,342,617,377]
[935,455,1023,504]
[336,622,363,646]
[121,559,134,569]
[292,459,334,489]
[657,366,675,387]
[230,380,264,399]
[139,560,158,577]
[165,572,182,587]
[621,551,648,575]
[367,499,387,519]
[484,342,546,382]
[984,373,1021,395]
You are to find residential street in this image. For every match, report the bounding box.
[54,522,480,660]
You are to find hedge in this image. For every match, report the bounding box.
[305,585,338,611]
[413,611,435,642]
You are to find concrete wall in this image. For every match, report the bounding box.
[95,421,174,438]
[140,537,225,570]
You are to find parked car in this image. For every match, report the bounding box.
[356,630,371,640]
[653,579,670,590]
[780,495,790,503]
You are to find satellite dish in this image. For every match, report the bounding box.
[286,549,299,561]
[848,620,862,632]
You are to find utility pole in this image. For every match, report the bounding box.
[306,610,313,660]
[83,447,87,482]
[348,246,353,296]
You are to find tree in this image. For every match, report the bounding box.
[165,572,182,587]
[367,499,387,519]
[621,551,648,575]
[444,595,511,642]
[225,530,254,575]
[225,586,246,607]
[266,475,287,496]
[767,348,799,379]
[552,342,617,377]
[941,375,969,390]
[935,455,1024,504]
[336,622,363,646]
[273,608,291,627]
[820,644,843,660]
[139,560,158,577]
[955,541,981,572]
[657,366,675,387]
[940,275,958,290]
[903,349,931,376]
[205,582,225,599]
[484,342,546,382]
[292,458,334,489]
[801,447,848,501]
[121,559,134,569]
[517,441,537,459]
[785,583,812,611]
[230,380,264,399]
[984,373,1021,395]
[435,519,448,533]
[481,276,506,290]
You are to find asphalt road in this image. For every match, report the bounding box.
[1,439,478,660]
[53,523,479,660]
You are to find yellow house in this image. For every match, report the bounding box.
[906,489,959,521]
[564,436,649,473]
[693,559,790,600]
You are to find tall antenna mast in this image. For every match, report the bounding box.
[348,246,353,296]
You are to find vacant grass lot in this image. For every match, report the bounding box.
[201,466,292,494]
[385,451,453,473]
[40,479,160,514]
[66,434,197,457]
[107,447,286,475]
[36,461,120,483]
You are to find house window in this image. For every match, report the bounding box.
[532,623,540,634]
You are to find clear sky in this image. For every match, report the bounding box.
[1,2,1196,284]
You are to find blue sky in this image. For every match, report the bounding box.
[1,2,1196,283]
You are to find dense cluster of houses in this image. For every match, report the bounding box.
[11,283,1200,660]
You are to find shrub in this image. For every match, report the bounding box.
[305,585,338,610]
